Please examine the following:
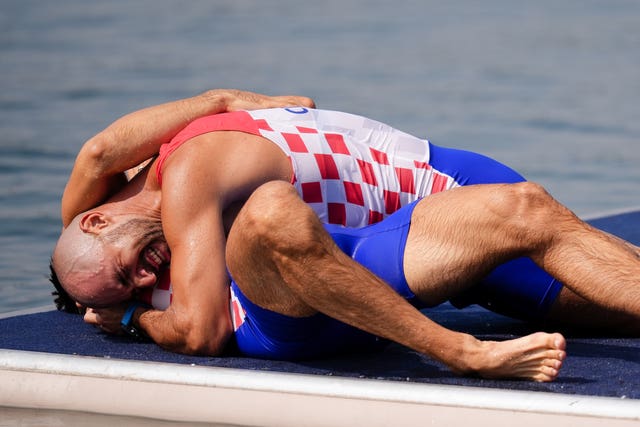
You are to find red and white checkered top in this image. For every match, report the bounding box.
[158,107,459,228]
[148,108,461,315]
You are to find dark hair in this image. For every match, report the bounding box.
[49,259,82,314]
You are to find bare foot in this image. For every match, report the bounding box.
[464,332,566,382]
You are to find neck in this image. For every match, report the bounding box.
[102,162,162,220]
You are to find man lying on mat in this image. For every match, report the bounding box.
[50,89,640,382]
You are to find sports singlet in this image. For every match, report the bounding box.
[156,107,460,227]
[142,107,563,358]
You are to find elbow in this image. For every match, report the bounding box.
[77,135,112,177]
[181,321,233,356]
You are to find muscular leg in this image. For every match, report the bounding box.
[548,287,640,335]
[403,181,640,332]
[226,181,565,382]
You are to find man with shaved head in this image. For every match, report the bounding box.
[54,214,165,307]
[52,89,640,382]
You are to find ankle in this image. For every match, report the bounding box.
[441,333,486,376]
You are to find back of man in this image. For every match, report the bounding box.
[156,107,460,227]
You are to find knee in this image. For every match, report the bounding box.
[492,182,565,237]
[230,181,318,250]
[506,181,554,214]
[246,180,299,216]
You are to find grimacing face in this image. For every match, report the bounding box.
[53,214,170,308]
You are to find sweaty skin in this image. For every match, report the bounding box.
[54,90,640,383]
[225,182,567,381]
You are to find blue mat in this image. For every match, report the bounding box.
[2,209,639,399]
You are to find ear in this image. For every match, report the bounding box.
[79,212,110,235]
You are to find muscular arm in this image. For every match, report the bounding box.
[61,89,314,227]
[139,204,232,354]
[135,132,292,355]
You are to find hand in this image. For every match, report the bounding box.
[212,89,316,112]
[83,304,129,335]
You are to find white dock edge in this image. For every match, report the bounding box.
[0,349,638,426]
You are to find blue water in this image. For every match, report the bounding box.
[1,0,639,313]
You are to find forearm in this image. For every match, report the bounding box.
[83,294,233,356]
[60,90,231,226]
[284,247,480,372]
[60,89,315,226]
[135,306,232,355]
[81,90,233,174]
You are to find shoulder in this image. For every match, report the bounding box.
[161,131,292,206]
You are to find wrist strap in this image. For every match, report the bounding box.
[121,301,147,327]
[121,301,151,341]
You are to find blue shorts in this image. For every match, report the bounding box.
[231,200,417,360]
[231,144,564,360]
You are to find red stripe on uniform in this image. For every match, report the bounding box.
[157,111,260,186]
[324,133,350,155]
[430,173,449,193]
[301,182,323,203]
[282,133,308,153]
[370,148,389,165]
[314,154,340,179]
[395,167,416,194]
[296,126,317,133]
[414,160,431,170]
[254,119,273,132]
[368,210,384,224]
[328,203,347,225]
[383,190,401,214]
[232,300,244,329]
[344,181,364,206]
[357,159,378,186]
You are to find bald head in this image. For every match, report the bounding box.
[52,213,120,307]
[52,210,167,308]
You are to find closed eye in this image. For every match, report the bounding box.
[116,265,134,289]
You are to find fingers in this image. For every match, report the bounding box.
[75,302,87,315]
[271,95,316,109]
[224,89,316,111]
[83,307,124,335]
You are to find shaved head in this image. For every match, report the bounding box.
[52,214,116,307]
[52,211,166,308]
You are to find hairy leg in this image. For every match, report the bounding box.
[403,184,533,306]
[226,181,565,381]
[404,182,640,331]
[548,287,640,335]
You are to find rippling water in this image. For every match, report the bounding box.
[1,0,639,313]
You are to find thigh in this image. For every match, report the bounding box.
[403,183,538,306]
[225,183,320,318]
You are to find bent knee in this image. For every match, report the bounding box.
[251,180,299,203]
[492,182,564,236]
[509,182,555,213]
[240,181,302,230]
[231,181,318,247]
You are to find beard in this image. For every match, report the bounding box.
[101,217,165,249]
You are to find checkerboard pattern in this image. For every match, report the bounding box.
[249,110,458,227]
[150,108,462,316]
